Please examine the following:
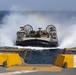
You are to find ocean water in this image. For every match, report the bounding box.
[0,11,76,64]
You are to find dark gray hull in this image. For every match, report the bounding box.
[16,39,58,47]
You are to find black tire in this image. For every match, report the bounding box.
[3,61,7,67]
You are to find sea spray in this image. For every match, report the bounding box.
[0,12,51,47]
[59,24,76,48]
[0,12,76,49]
[0,13,27,46]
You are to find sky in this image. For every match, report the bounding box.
[0,0,76,11]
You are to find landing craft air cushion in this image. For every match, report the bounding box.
[16,24,58,47]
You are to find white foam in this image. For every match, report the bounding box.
[0,12,76,48]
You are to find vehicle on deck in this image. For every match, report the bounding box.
[16,24,58,47]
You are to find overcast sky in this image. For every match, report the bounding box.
[0,0,76,11]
